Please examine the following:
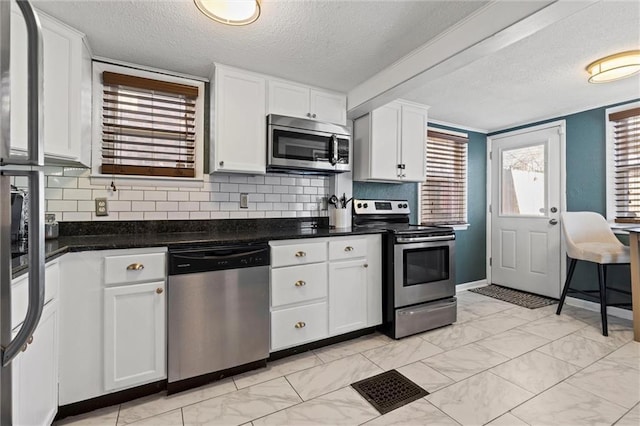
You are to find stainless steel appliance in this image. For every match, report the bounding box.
[10,186,28,242]
[353,199,456,339]
[1,1,46,423]
[167,243,270,393]
[267,114,351,174]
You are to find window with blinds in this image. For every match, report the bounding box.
[101,71,199,178]
[421,129,468,225]
[611,107,640,223]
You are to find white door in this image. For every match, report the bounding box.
[400,104,428,182]
[268,80,309,119]
[490,125,562,298]
[104,281,166,391]
[309,89,347,125]
[329,259,367,335]
[371,103,402,181]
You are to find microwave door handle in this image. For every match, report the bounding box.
[330,134,338,166]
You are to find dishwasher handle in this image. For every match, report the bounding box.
[173,248,267,261]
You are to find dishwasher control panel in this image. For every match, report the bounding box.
[168,243,270,275]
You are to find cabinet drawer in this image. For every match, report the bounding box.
[329,238,367,261]
[271,263,327,308]
[104,252,166,285]
[271,242,327,268]
[271,302,328,351]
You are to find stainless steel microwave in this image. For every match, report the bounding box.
[267,114,351,174]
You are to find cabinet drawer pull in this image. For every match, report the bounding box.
[156,287,164,294]
[344,246,354,252]
[295,251,306,258]
[294,321,306,329]
[364,264,369,268]
[294,280,306,287]
[127,263,144,271]
[21,344,27,353]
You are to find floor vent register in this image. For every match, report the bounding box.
[351,370,429,415]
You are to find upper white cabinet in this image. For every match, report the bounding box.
[353,100,429,182]
[268,80,347,125]
[10,4,91,165]
[211,65,267,174]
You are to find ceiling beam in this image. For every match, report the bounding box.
[347,0,600,120]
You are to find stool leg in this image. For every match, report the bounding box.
[557,258,577,315]
[597,264,608,336]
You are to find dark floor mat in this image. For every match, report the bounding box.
[351,370,428,415]
[469,284,557,309]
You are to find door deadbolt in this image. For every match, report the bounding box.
[550,207,558,213]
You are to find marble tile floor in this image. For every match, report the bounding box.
[55,291,639,426]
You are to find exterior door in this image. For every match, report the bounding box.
[490,125,562,298]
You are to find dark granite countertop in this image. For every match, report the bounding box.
[11,218,385,279]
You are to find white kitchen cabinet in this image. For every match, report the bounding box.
[353,100,429,182]
[11,260,61,426]
[211,65,267,174]
[58,247,167,405]
[104,281,166,391]
[328,258,368,335]
[268,80,347,125]
[10,4,91,165]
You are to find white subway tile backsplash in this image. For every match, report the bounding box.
[119,190,144,201]
[63,188,92,200]
[41,168,330,221]
[44,166,64,176]
[168,191,189,201]
[144,191,167,201]
[132,201,156,211]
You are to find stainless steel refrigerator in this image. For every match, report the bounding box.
[0,0,46,423]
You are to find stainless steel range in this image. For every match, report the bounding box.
[353,199,457,339]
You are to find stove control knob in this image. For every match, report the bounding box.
[357,203,362,208]
[403,203,408,208]
[398,203,403,208]
[363,203,368,209]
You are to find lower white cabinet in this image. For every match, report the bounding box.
[328,258,368,336]
[269,235,382,351]
[103,281,166,391]
[59,247,167,405]
[12,299,59,426]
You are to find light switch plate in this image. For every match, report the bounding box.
[95,198,109,216]
[240,193,248,209]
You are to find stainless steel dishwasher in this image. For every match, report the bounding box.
[167,243,270,392]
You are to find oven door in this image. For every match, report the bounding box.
[268,125,351,172]
[393,236,455,308]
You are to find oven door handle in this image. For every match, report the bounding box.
[396,235,455,243]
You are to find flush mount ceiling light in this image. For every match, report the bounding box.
[194,0,260,26]
[586,50,640,83]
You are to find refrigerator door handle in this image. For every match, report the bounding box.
[0,0,44,166]
[1,170,45,366]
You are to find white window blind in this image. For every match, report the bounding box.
[421,130,468,225]
[101,71,199,178]
[611,107,640,223]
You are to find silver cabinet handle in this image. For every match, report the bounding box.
[127,263,145,271]
[294,322,306,329]
[549,219,558,225]
[295,280,306,287]
[364,264,369,268]
[156,287,164,294]
[306,113,311,117]
[344,246,354,252]
[312,113,317,118]
[219,161,224,167]
[295,251,306,258]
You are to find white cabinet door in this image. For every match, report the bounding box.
[12,300,59,426]
[309,89,347,125]
[268,80,310,119]
[370,103,402,181]
[400,104,428,182]
[364,235,382,327]
[328,258,368,336]
[213,67,267,174]
[104,281,166,391]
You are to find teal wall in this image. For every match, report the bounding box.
[491,99,639,306]
[354,123,488,285]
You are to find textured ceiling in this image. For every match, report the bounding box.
[402,0,640,132]
[33,0,488,92]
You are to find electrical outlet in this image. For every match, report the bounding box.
[240,193,249,209]
[95,198,109,216]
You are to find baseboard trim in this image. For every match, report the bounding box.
[456,279,488,292]
[565,296,633,321]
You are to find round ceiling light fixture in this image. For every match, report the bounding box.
[194,0,260,26]
[586,50,640,83]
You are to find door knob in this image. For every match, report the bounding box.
[549,219,558,225]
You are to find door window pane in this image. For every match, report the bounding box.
[501,144,546,216]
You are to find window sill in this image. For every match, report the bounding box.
[609,222,640,235]
[451,223,470,231]
[90,175,204,189]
